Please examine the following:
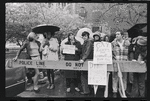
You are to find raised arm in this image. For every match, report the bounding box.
[14,41,27,61]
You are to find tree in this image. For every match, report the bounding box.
[6,3,84,46]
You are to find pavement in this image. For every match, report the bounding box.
[17,71,113,98]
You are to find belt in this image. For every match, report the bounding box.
[30,55,39,57]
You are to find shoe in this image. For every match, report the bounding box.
[49,84,55,89]
[47,84,51,89]
[66,88,71,93]
[113,92,117,98]
[80,92,90,95]
[125,91,131,97]
[75,87,80,92]
[33,87,40,93]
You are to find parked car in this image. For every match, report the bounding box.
[5,59,26,97]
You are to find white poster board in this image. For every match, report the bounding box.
[63,45,75,54]
[93,42,112,64]
[88,61,107,85]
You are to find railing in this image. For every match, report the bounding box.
[5,59,147,98]
[6,59,146,73]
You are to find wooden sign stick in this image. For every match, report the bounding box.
[117,63,126,98]
[104,72,110,98]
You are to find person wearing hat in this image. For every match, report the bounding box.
[130,35,147,97]
[14,32,42,93]
[79,31,94,95]
[93,31,101,42]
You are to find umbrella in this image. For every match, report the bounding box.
[76,28,94,39]
[141,26,147,32]
[60,36,84,46]
[127,23,147,38]
[32,24,60,34]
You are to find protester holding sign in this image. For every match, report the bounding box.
[14,32,42,93]
[95,33,110,97]
[40,32,59,89]
[61,31,82,93]
[79,31,94,95]
[111,30,130,98]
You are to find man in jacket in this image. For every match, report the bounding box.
[79,31,94,95]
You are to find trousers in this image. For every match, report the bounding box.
[81,71,90,93]
[131,73,145,97]
[112,72,127,93]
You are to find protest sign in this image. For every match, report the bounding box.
[63,45,75,54]
[93,42,112,64]
[88,61,107,85]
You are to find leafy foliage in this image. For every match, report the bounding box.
[6,3,147,46]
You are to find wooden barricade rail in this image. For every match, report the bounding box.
[6,59,147,73]
[6,59,147,98]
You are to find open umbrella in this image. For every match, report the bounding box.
[141,26,147,33]
[32,24,60,34]
[76,28,94,39]
[127,23,147,38]
[60,36,84,46]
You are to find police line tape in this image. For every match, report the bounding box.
[6,59,147,73]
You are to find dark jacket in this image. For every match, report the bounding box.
[81,39,94,61]
[129,42,147,63]
[16,40,42,59]
[63,39,82,78]
[63,40,82,61]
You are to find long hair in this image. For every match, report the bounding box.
[67,32,75,42]
[103,35,110,42]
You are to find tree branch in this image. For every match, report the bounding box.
[99,3,124,20]
[39,4,46,22]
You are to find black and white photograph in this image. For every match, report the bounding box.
[5,2,147,98]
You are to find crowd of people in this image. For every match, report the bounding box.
[13,28,147,98]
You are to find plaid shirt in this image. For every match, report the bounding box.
[111,39,129,61]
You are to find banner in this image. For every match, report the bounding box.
[93,42,112,64]
[63,45,75,54]
[88,61,107,85]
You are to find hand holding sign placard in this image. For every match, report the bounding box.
[63,45,75,54]
[93,42,112,64]
[88,42,112,96]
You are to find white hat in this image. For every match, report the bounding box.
[93,31,101,38]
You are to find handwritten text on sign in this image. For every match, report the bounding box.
[63,45,75,54]
[88,61,107,85]
[93,42,112,64]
